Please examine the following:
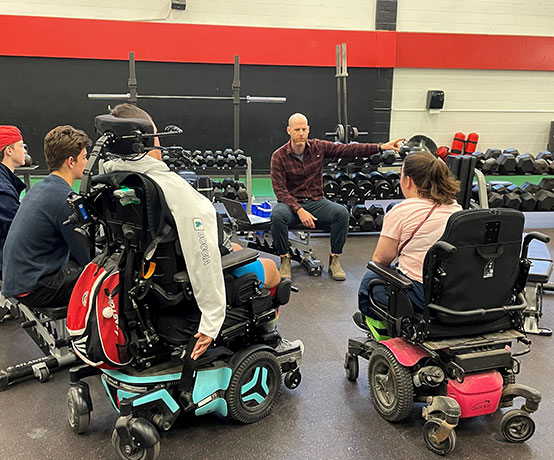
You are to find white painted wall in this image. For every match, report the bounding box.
[0,0,376,30]
[398,0,554,37]
[391,68,554,154]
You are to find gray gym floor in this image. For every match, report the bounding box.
[1,213,553,460]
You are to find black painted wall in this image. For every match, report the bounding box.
[0,56,392,173]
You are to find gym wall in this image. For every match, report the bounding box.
[0,0,377,29]
[391,0,554,154]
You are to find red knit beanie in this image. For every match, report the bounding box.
[0,125,23,150]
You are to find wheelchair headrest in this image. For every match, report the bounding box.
[95,114,154,155]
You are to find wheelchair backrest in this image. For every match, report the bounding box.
[423,208,523,327]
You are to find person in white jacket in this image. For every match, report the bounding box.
[103,104,302,360]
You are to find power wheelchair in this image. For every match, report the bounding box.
[65,115,303,460]
[346,208,547,455]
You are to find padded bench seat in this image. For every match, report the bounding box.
[31,305,68,321]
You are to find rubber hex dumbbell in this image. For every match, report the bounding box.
[507,184,537,211]
[215,150,227,167]
[497,153,517,174]
[212,180,223,201]
[323,173,340,201]
[485,148,502,159]
[535,189,554,211]
[204,150,215,167]
[352,172,374,201]
[368,153,382,166]
[472,184,503,208]
[536,151,554,174]
[222,177,237,199]
[381,150,396,165]
[471,151,485,169]
[515,153,535,174]
[383,171,401,198]
[235,181,249,201]
[368,171,392,199]
[367,203,385,230]
[538,177,554,192]
[234,149,247,167]
[352,204,376,232]
[491,183,521,209]
[335,172,359,200]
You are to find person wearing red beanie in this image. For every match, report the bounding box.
[0,125,27,278]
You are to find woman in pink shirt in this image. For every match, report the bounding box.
[357,151,462,329]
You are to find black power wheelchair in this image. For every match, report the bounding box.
[65,115,303,460]
[346,208,547,455]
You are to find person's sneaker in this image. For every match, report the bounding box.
[274,337,304,356]
[328,254,346,281]
[352,311,371,333]
[279,254,292,280]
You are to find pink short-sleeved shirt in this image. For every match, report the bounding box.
[380,198,462,283]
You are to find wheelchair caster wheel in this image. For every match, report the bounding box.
[344,353,359,381]
[422,418,456,456]
[284,369,301,389]
[32,363,51,382]
[67,384,91,434]
[112,419,161,460]
[500,409,535,443]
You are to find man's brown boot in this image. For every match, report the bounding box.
[328,254,346,281]
[279,254,292,280]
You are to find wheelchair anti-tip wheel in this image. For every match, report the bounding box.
[112,419,161,460]
[67,384,91,434]
[344,352,359,381]
[500,409,536,443]
[226,350,282,424]
[367,345,413,422]
[423,418,456,456]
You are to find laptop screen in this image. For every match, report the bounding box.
[219,198,249,221]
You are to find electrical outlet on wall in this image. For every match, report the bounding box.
[171,0,186,10]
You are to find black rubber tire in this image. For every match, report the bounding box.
[67,387,90,434]
[226,350,282,424]
[500,409,536,443]
[503,373,516,386]
[367,345,413,422]
[344,353,359,382]
[423,418,456,456]
[111,427,161,460]
[284,370,302,389]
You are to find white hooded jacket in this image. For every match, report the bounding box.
[103,156,226,339]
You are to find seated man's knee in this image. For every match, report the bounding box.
[331,203,349,224]
[271,203,294,225]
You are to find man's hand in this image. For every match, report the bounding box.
[191,332,213,360]
[381,138,406,152]
[297,208,317,229]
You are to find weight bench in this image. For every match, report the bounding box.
[0,298,77,390]
[234,221,324,276]
[524,239,554,336]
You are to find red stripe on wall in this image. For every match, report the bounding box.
[1,15,554,71]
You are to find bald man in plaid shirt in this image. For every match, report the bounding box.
[270,113,403,281]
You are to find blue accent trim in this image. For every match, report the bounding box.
[261,367,269,394]
[241,367,260,394]
[133,389,179,414]
[242,392,265,404]
[117,389,139,406]
[102,378,120,413]
[103,368,181,384]
[192,367,232,404]
[195,398,228,417]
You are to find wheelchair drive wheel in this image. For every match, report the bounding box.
[226,350,282,424]
[67,383,91,434]
[423,418,456,456]
[367,345,413,422]
[344,352,359,381]
[500,409,536,443]
[112,418,161,460]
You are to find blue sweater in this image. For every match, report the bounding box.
[1,175,90,296]
[0,163,26,273]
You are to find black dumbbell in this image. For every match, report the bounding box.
[507,184,537,211]
[323,173,340,200]
[368,153,382,165]
[386,202,398,213]
[352,172,374,201]
[368,171,392,199]
[515,153,535,174]
[367,203,384,230]
[212,180,223,201]
[235,180,249,201]
[335,172,359,200]
[535,189,554,211]
[398,145,411,159]
[383,171,401,198]
[533,151,552,174]
[381,150,396,165]
[204,150,215,167]
[503,148,519,156]
[471,151,485,169]
[484,148,502,159]
[472,183,503,208]
[491,183,521,209]
[215,150,227,167]
[538,177,554,192]
[234,149,247,167]
[497,153,517,174]
[352,204,376,232]
[222,177,237,199]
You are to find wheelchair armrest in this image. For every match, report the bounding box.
[522,232,551,259]
[428,241,457,260]
[367,261,413,290]
[222,248,259,271]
